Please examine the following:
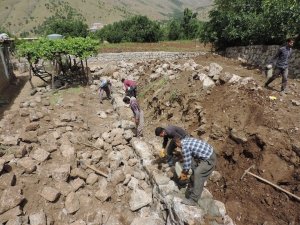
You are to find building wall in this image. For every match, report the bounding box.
[0,46,9,92]
[225,45,300,78]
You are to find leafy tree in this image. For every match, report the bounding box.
[36,18,89,37]
[17,37,98,86]
[202,0,300,49]
[165,8,204,40]
[167,20,182,40]
[92,15,162,43]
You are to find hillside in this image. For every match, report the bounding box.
[0,0,213,36]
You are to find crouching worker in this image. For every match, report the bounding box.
[155,126,188,166]
[123,96,144,137]
[175,137,216,206]
[121,78,137,98]
[98,79,112,104]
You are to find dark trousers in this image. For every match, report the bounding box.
[126,86,137,98]
[265,67,288,91]
[99,86,111,102]
[186,152,216,202]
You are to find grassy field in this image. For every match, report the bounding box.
[98,40,212,53]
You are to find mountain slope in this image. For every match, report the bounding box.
[0,0,213,36]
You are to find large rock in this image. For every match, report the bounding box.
[0,206,22,224]
[172,196,205,224]
[70,178,85,191]
[40,186,60,202]
[110,170,126,186]
[202,77,215,89]
[52,164,71,181]
[208,63,223,78]
[131,138,154,164]
[0,173,16,190]
[86,173,98,185]
[31,148,50,162]
[129,188,152,211]
[60,144,76,160]
[65,192,80,214]
[0,186,24,214]
[130,216,164,225]
[29,211,46,225]
[25,122,40,132]
[20,131,38,143]
[95,188,112,203]
[17,157,37,173]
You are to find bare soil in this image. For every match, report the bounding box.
[138,54,300,225]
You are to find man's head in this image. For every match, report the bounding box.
[123,96,130,104]
[287,38,294,47]
[155,127,166,137]
[121,78,125,83]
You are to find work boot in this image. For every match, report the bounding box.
[181,198,198,206]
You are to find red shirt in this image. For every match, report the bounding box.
[123,80,137,90]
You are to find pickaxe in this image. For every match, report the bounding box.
[78,160,109,178]
[241,165,300,202]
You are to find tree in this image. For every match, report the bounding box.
[201,0,300,50]
[94,15,162,43]
[36,18,88,37]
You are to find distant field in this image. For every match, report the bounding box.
[98,40,212,53]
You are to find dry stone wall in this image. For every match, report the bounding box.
[225,45,300,78]
[89,51,206,63]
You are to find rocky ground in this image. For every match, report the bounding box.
[0,51,299,225]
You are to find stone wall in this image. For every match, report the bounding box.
[89,51,206,63]
[225,45,300,78]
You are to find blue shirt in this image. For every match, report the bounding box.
[181,137,213,171]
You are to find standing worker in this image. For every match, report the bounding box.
[175,136,216,206]
[123,96,144,137]
[155,126,188,166]
[98,78,112,104]
[121,78,137,98]
[264,38,294,93]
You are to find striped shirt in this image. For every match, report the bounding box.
[129,97,140,120]
[181,137,213,171]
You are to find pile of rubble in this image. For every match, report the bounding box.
[0,57,236,225]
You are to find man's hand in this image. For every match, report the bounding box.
[179,171,188,181]
[135,118,139,125]
[159,148,166,158]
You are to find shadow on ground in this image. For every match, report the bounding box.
[0,75,28,120]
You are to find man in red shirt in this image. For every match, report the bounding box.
[121,78,137,98]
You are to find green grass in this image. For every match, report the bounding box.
[50,86,82,105]
[98,40,204,53]
[138,77,168,98]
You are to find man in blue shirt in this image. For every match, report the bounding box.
[264,38,294,93]
[98,79,112,104]
[175,137,216,206]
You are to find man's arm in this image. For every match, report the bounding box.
[270,48,281,65]
[182,146,192,172]
[131,104,140,121]
[162,136,168,148]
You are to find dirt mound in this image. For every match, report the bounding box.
[138,54,300,225]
